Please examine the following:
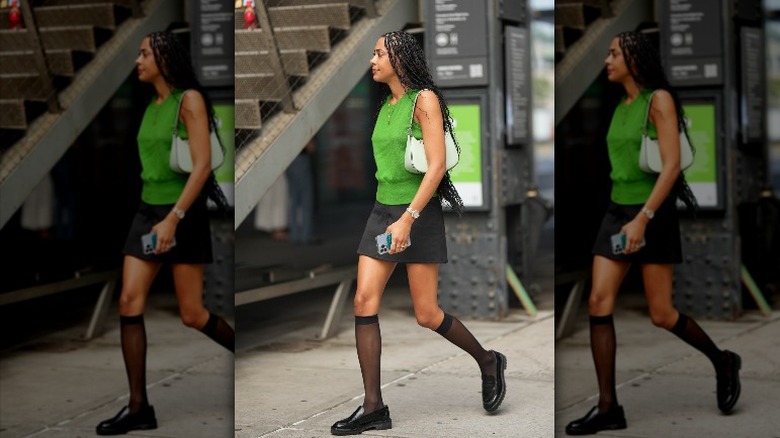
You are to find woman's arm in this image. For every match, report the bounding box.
[386,89,446,253]
[152,90,212,252]
[621,89,681,253]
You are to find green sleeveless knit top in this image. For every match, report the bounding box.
[371,88,424,205]
[137,89,189,205]
[606,88,658,205]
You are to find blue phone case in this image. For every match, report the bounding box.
[141,232,156,255]
[611,232,645,254]
[375,232,411,255]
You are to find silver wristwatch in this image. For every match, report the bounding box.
[406,207,420,220]
[172,208,186,220]
[641,207,654,220]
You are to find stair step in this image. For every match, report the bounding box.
[42,0,135,7]
[236,50,309,76]
[0,99,27,130]
[0,29,34,52]
[235,99,262,130]
[266,0,369,8]
[34,4,122,30]
[0,50,75,76]
[235,29,271,52]
[39,26,98,52]
[0,74,51,100]
[555,4,601,29]
[555,0,606,6]
[275,26,331,52]
[235,25,332,53]
[235,73,289,101]
[268,4,351,30]
[555,25,583,54]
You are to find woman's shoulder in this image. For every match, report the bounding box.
[412,89,440,111]
[648,88,675,113]
[176,88,206,113]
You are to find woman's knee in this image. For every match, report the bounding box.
[353,289,380,315]
[118,288,145,316]
[588,290,614,315]
[180,307,208,329]
[415,308,443,330]
[648,307,677,329]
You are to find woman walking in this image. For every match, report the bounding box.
[96,31,234,435]
[330,31,507,436]
[564,31,741,435]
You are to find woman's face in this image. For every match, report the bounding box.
[135,37,160,83]
[604,37,630,83]
[370,37,395,83]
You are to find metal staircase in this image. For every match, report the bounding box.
[554,0,653,125]
[0,0,180,227]
[233,0,417,227]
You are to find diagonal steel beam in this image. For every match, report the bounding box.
[0,0,181,228]
[234,0,417,228]
[554,0,652,126]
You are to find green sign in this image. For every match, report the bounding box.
[682,103,718,207]
[213,104,235,183]
[213,104,235,206]
[448,103,483,208]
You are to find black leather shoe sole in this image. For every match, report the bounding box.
[96,406,157,436]
[484,351,508,413]
[331,418,392,436]
[565,406,627,436]
[331,406,392,436]
[96,421,157,436]
[718,351,741,414]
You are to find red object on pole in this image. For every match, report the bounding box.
[9,6,22,29]
[243,6,256,30]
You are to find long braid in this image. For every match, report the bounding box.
[381,31,464,215]
[617,31,698,213]
[147,31,230,214]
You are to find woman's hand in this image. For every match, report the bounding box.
[386,215,413,254]
[620,217,647,254]
[151,216,178,254]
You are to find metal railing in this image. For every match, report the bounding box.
[0,0,142,147]
[233,0,376,144]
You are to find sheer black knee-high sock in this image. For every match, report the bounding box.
[590,314,618,413]
[120,314,149,413]
[434,312,496,377]
[200,312,235,352]
[355,315,383,413]
[670,313,724,369]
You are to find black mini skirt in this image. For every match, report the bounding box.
[357,198,448,264]
[592,196,682,264]
[123,197,213,264]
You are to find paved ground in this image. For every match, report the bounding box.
[0,293,234,438]
[235,281,554,438]
[555,293,780,438]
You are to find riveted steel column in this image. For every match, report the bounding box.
[426,0,534,319]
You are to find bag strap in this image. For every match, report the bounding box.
[407,89,425,135]
[172,89,190,136]
[641,89,658,136]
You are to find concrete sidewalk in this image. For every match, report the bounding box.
[555,295,780,438]
[0,293,234,438]
[235,286,555,438]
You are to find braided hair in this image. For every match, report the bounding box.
[146,31,230,213]
[617,31,698,212]
[380,30,464,215]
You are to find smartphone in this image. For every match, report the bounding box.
[611,232,645,255]
[141,232,176,255]
[375,232,411,255]
[141,232,157,255]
